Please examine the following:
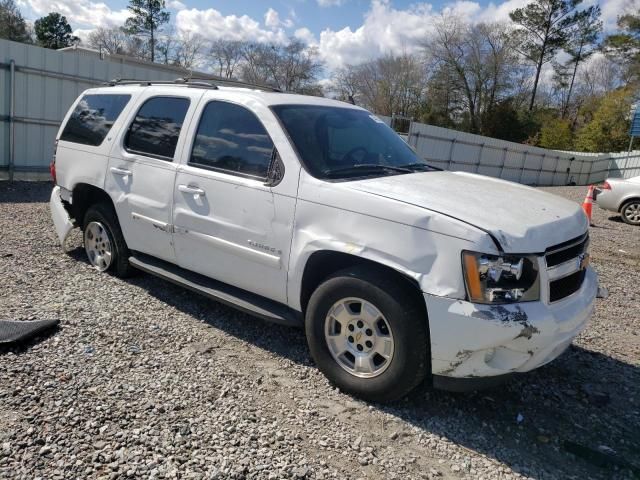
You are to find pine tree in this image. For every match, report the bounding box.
[34,13,78,49]
[124,0,170,62]
[510,0,583,111]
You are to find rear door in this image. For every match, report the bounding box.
[105,88,203,263]
[172,99,296,304]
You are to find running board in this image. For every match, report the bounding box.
[129,253,302,327]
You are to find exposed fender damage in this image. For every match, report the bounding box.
[287,171,498,311]
[50,186,75,252]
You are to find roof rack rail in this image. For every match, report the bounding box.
[188,76,282,93]
[105,78,219,89]
[105,76,282,93]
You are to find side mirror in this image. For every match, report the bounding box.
[264,149,285,187]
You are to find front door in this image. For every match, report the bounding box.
[172,100,295,304]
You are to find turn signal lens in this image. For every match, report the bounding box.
[602,181,611,190]
[463,252,483,301]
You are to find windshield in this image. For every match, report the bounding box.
[272,105,434,180]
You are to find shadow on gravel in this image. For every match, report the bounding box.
[0,181,52,203]
[117,265,639,480]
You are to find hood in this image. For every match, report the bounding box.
[347,171,588,253]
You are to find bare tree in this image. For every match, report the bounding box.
[332,53,426,117]
[209,39,245,78]
[422,17,518,133]
[239,39,323,92]
[155,24,178,64]
[87,27,128,55]
[173,32,206,69]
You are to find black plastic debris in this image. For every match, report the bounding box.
[0,319,59,344]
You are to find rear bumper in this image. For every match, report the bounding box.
[425,267,597,385]
[595,189,619,212]
[50,186,74,250]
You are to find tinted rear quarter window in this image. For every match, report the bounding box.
[60,94,131,146]
[125,97,190,161]
[190,101,274,178]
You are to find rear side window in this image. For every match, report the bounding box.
[60,94,130,146]
[124,96,190,161]
[190,101,274,178]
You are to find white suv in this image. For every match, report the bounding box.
[50,79,598,401]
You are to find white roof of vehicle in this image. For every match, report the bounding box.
[87,83,363,110]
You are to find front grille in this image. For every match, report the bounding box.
[546,233,589,302]
[549,270,586,302]
[545,234,589,267]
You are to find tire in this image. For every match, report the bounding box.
[620,200,640,226]
[83,203,134,278]
[305,265,429,402]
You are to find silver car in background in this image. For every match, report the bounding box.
[595,176,640,225]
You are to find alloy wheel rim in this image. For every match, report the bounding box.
[624,203,640,223]
[84,221,113,272]
[324,297,394,378]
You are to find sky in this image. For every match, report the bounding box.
[16,0,640,71]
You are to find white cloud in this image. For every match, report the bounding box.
[167,0,186,11]
[176,7,288,44]
[315,0,446,70]
[294,27,315,44]
[265,8,281,28]
[317,0,344,6]
[600,0,640,32]
[264,7,294,29]
[24,0,130,28]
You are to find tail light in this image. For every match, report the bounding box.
[601,181,611,190]
[50,140,58,184]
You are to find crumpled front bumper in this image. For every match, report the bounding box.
[425,266,598,385]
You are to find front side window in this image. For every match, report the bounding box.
[60,94,131,146]
[272,105,436,180]
[125,96,190,161]
[190,101,274,179]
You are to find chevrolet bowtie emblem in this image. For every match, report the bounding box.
[578,253,590,270]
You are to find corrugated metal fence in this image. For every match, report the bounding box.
[378,118,640,186]
[0,38,210,180]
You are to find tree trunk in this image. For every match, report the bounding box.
[562,42,584,119]
[529,51,544,111]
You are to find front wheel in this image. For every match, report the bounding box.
[305,266,429,402]
[621,200,640,225]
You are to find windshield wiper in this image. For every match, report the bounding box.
[323,164,412,178]
[397,162,439,171]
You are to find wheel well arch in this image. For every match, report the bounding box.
[299,250,425,316]
[619,196,640,212]
[70,183,115,227]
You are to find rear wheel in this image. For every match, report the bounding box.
[83,203,134,277]
[305,265,429,402]
[621,200,640,225]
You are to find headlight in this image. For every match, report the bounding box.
[462,251,540,304]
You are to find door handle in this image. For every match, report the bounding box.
[110,167,132,177]
[178,184,206,197]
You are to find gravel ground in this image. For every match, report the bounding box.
[0,182,638,480]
